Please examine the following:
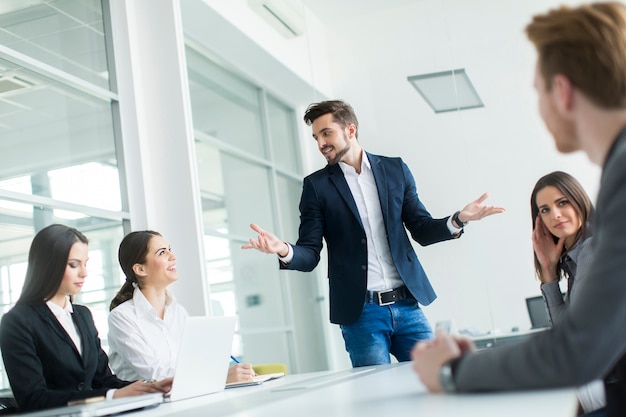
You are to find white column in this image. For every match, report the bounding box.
[107,0,209,315]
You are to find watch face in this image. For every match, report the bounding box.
[439,363,456,392]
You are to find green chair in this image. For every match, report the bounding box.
[252,363,288,375]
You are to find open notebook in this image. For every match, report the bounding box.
[225,372,285,388]
[166,316,237,401]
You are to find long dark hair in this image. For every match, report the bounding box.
[18,224,89,305]
[530,171,594,279]
[109,230,161,311]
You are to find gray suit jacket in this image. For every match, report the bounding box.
[453,128,626,414]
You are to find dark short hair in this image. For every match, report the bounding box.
[18,224,88,305]
[303,100,359,139]
[110,230,161,311]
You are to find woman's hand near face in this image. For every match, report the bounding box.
[532,216,564,283]
[113,377,173,398]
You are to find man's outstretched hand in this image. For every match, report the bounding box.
[241,224,289,257]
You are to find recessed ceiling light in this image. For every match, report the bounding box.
[0,75,34,95]
[408,68,484,113]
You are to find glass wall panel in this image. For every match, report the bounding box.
[275,174,303,240]
[196,142,227,233]
[220,154,275,237]
[0,59,119,209]
[186,45,321,372]
[187,47,266,157]
[0,0,124,388]
[0,0,110,89]
[205,235,233,285]
[241,333,290,367]
[267,95,300,173]
[275,174,328,371]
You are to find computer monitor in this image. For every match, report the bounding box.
[525,295,551,329]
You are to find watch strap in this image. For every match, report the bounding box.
[452,211,465,228]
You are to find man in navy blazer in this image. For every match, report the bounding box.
[243,100,504,367]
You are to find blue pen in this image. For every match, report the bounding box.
[230,355,240,363]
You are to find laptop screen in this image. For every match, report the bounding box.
[166,316,236,402]
[525,295,550,329]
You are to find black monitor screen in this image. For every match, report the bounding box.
[526,295,550,329]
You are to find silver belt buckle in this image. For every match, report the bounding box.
[377,288,396,306]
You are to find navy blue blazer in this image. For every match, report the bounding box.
[282,152,457,325]
[0,302,130,412]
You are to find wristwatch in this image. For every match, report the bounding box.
[452,210,465,229]
[439,360,457,392]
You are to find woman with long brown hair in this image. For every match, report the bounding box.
[531,171,604,415]
[0,224,171,412]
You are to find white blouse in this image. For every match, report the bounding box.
[107,287,188,381]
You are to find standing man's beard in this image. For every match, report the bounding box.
[326,145,350,165]
[324,132,351,165]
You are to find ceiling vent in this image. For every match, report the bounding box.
[248,0,305,39]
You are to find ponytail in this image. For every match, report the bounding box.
[109,281,136,311]
[110,230,161,311]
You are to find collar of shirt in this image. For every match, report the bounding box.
[565,234,590,264]
[338,150,370,176]
[46,296,73,318]
[133,287,174,319]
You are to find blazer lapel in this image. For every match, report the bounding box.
[327,164,363,228]
[71,307,92,366]
[367,153,389,226]
[34,304,83,362]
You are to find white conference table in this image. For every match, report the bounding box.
[123,362,577,417]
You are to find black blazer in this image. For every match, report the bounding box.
[0,302,130,412]
[283,153,456,325]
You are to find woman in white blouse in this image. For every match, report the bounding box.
[107,230,254,383]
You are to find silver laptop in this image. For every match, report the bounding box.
[17,393,163,417]
[166,316,237,401]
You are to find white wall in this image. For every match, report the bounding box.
[197,0,603,366]
[308,0,601,335]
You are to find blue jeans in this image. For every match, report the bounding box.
[340,298,433,367]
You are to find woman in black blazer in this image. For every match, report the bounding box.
[0,224,172,412]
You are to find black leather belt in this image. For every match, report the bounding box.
[366,286,409,306]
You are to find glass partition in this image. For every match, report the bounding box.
[186,43,317,371]
[0,0,125,388]
[187,47,266,157]
[0,58,119,206]
[0,0,110,89]
[267,95,300,174]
